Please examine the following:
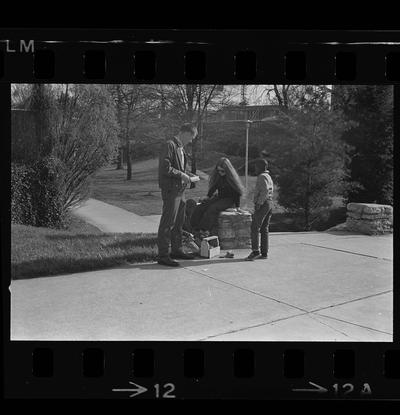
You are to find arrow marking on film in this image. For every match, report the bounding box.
[292,381,328,393]
[112,382,148,397]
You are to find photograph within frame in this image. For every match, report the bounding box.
[10,83,394,341]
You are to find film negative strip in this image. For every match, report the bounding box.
[1,29,399,400]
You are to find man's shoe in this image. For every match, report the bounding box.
[158,257,180,267]
[259,254,268,259]
[245,251,261,261]
[170,251,196,260]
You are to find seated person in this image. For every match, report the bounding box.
[190,157,245,237]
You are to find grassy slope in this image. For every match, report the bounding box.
[89,159,162,216]
[89,158,284,215]
[66,213,104,234]
[11,222,157,280]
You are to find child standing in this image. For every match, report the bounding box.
[246,159,274,261]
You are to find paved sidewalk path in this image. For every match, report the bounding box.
[72,198,160,233]
[72,166,209,234]
[11,232,393,342]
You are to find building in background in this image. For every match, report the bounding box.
[205,104,282,123]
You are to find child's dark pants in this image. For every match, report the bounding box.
[251,200,273,255]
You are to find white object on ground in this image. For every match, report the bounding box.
[200,236,221,258]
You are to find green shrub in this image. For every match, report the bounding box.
[11,156,69,229]
[269,211,306,232]
[339,86,393,206]
[11,163,35,225]
[30,156,68,228]
[268,206,347,232]
[313,206,347,231]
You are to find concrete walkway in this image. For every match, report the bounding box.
[72,198,160,233]
[72,164,210,234]
[11,231,393,341]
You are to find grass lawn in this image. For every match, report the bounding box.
[11,220,158,280]
[89,159,162,216]
[65,213,104,234]
[89,158,284,215]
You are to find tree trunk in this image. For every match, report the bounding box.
[199,119,203,157]
[282,85,290,108]
[31,84,52,158]
[126,142,132,180]
[274,85,283,107]
[186,85,195,122]
[115,85,125,172]
[160,92,166,118]
[304,171,312,231]
[191,140,197,173]
[116,147,123,170]
[304,204,311,231]
[124,106,132,180]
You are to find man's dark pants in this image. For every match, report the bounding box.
[157,188,186,258]
[251,200,273,255]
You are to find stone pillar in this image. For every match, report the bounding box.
[218,210,252,249]
[345,203,393,235]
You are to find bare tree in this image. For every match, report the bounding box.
[251,85,333,110]
[12,84,120,228]
[110,85,158,180]
[11,84,34,109]
[161,84,230,153]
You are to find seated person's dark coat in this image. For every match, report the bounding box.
[207,176,240,207]
[190,176,241,233]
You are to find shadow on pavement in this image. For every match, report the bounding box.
[324,230,369,237]
[12,255,247,280]
[45,234,157,244]
[126,257,247,271]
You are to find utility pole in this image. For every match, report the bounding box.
[240,85,247,106]
[245,120,252,189]
[202,118,253,189]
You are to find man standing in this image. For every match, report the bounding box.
[157,123,198,267]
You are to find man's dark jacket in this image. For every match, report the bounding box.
[158,137,188,193]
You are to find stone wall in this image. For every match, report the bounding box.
[345,203,393,235]
[218,210,252,249]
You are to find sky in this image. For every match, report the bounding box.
[11,84,332,108]
[225,85,271,105]
[226,85,332,106]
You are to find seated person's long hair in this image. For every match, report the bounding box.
[208,157,245,197]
